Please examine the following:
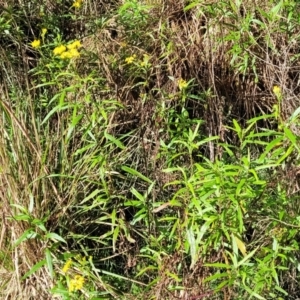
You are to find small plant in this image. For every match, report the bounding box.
[52,256,93,299]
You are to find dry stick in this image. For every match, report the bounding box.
[0,99,63,206]
[0,211,6,250]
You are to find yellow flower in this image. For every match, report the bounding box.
[273,85,282,98]
[125,54,136,64]
[41,28,47,39]
[60,51,72,59]
[60,49,80,59]
[31,39,41,48]
[178,78,188,90]
[53,45,67,55]
[69,275,85,292]
[62,259,72,273]
[69,48,80,57]
[72,0,83,8]
[67,40,82,50]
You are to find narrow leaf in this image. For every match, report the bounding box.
[45,232,67,243]
[122,166,152,183]
[21,259,46,280]
[13,229,37,248]
[45,248,54,279]
[233,234,247,257]
[187,227,197,269]
[237,248,258,268]
[104,131,125,149]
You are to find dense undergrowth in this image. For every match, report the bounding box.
[1,0,300,299]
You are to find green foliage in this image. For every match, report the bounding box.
[1,0,300,299]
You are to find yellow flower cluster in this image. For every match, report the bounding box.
[53,40,82,59]
[72,0,83,8]
[31,39,41,48]
[178,78,188,90]
[273,85,282,99]
[69,275,85,292]
[125,54,136,64]
[62,259,72,273]
[67,40,82,49]
[31,28,48,48]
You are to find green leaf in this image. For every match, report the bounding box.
[21,259,46,280]
[218,143,234,156]
[45,232,67,243]
[80,189,102,205]
[184,2,200,11]
[41,105,72,125]
[204,272,229,283]
[13,229,37,247]
[187,227,197,269]
[232,119,242,139]
[10,203,28,213]
[121,166,152,183]
[274,285,288,296]
[247,114,274,124]
[131,187,145,202]
[270,0,283,16]
[104,131,125,149]
[204,263,231,269]
[195,135,219,147]
[32,219,47,232]
[257,136,284,163]
[243,284,266,300]
[276,144,294,164]
[14,214,31,221]
[237,248,258,268]
[236,179,246,196]
[45,248,54,279]
[284,127,299,150]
